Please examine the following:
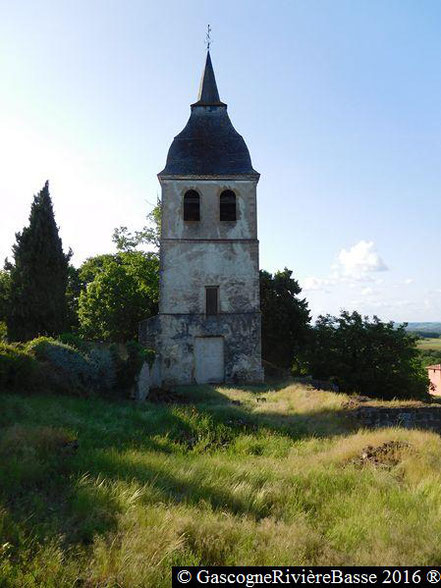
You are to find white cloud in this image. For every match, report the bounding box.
[334,240,388,279]
[302,276,330,292]
[302,241,388,295]
[403,278,414,285]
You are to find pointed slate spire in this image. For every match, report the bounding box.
[192,51,226,106]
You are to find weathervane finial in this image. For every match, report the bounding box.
[205,24,212,51]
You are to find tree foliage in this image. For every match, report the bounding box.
[419,349,441,368]
[260,268,311,369]
[112,198,161,253]
[7,181,70,342]
[413,331,440,339]
[0,269,11,323]
[0,342,40,392]
[78,251,159,342]
[308,310,429,399]
[66,265,82,332]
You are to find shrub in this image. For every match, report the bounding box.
[26,337,94,396]
[58,335,116,394]
[88,347,116,393]
[58,332,90,353]
[25,337,118,397]
[0,343,40,392]
[4,336,152,398]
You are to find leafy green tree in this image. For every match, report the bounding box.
[78,251,159,342]
[414,331,440,339]
[0,269,11,341]
[308,310,429,399]
[260,268,311,369]
[113,198,161,254]
[0,269,11,323]
[59,259,108,336]
[66,265,82,332]
[78,254,115,285]
[419,349,441,368]
[7,181,70,342]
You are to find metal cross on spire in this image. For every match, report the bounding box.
[205,24,212,51]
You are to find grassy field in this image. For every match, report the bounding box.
[416,337,441,350]
[2,384,441,586]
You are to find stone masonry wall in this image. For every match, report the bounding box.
[354,405,441,432]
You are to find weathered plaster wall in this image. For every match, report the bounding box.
[156,313,263,385]
[140,176,263,386]
[160,241,259,314]
[139,315,160,349]
[160,179,258,240]
[160,178,259,316]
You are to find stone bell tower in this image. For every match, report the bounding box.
[140,51,263,385]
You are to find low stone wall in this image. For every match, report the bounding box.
[135,358,161,402]
[354,406,441,432]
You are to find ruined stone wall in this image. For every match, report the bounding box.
[354,405,441,432]
[139,315,160,350]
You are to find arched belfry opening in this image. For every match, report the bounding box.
[220,190,236,221]
[139,49,263,386]
[184,190,200,221]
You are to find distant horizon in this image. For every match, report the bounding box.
[404,322,441,329]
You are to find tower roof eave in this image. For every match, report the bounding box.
[157,171,260,181]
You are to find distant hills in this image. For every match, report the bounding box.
[404,322,441,337]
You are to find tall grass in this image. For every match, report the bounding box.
[1,383,441,586]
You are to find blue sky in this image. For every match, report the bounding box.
[1,0,441,321]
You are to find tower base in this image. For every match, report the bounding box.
[139,313,264,387]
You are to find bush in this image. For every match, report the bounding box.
[58,332,90,353]
[26,337,118,397]
[26,337,95,396]
[0,343,40,392]
[3,336,153,399]
[88,347,116,393]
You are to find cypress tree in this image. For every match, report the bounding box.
[7,181,70,341]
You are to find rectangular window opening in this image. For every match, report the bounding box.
[205,286,219,315]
